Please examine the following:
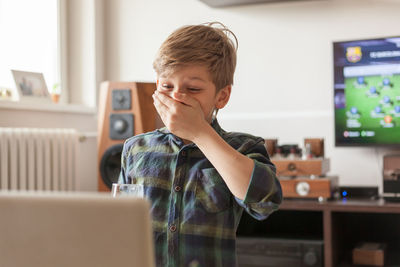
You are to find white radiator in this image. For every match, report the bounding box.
[0,128,78,191]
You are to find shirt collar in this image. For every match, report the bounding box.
[210,118,225,137]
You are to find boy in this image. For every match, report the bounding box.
[118,22,282,267]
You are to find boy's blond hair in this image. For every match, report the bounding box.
[153,22,238,91]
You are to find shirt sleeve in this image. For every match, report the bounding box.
[234,138,282,221]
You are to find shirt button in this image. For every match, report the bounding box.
[169,224,177,232]
[174,185,181,192]
[181,151,187,157]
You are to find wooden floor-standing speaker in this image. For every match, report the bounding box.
[98,81,160,191]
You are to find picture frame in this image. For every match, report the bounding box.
[11,70,51,103]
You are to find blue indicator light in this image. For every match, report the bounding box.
[342,190,348,197]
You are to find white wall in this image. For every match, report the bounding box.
[66,0,102,107]
[104,0,400,192]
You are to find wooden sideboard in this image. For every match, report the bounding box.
[237,198,400,267]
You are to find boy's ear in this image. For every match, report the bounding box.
[215,85,231,109]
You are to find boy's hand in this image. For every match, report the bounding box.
[153,90,208,141]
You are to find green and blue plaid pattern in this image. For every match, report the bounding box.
[119,120,282,267]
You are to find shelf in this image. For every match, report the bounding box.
[280,198,400,213]
[237,199,400,267]
[0,100,96,115]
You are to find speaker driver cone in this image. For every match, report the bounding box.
[100,144,124,189]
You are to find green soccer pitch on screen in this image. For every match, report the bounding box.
[333,36,400,146]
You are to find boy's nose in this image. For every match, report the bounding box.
[172,87,185,94]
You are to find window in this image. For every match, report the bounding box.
[0,0,59,97]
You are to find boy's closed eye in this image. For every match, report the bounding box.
[187,87,202,93]
[160,84,173,91]
[160,84,202,93]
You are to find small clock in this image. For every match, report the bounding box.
[296,181,310,196]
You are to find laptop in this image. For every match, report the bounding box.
[0,191,155,267]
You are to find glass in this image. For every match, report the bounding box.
[111,183,144,198]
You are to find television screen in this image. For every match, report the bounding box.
[333,36,400,146]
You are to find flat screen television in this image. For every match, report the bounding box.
[333,36,400,146]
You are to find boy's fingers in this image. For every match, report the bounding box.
[155,91,176,107]
[153,94,169,116]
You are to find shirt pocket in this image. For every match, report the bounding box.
[195,168,232,213]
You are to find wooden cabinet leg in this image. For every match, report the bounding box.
[324,210,332,267]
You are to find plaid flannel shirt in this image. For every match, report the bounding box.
[118,120,282,267]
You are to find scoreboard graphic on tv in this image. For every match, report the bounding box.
[333,37,400,146]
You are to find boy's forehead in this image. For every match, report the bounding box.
[158,64,212,82]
